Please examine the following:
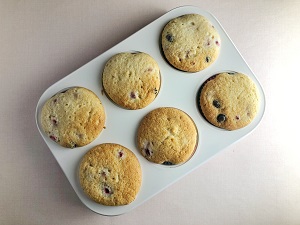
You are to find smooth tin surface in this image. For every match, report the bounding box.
[35,6,265,215]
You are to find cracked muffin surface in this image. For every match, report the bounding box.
[137,107,198,165]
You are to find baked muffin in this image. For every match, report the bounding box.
[137,107,198,165]
[199,72,260,130]
[79,143,142,206]
[161,14,221,72]
[40,87,106,148]
[102,52,161,109]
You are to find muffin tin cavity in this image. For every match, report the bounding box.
[102,52,161,110]
[198,72,260,131]
[40,86,106,148]
[161,13,221,72]
[136,107,198,166]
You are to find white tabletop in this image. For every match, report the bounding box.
[1,1,299,224]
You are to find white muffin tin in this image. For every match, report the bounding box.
[35,6,265,216]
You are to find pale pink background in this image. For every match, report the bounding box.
[1,0,299,224]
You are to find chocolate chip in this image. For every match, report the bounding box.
[49,135,58,142]
[118,150,124,158]
[50,115,58,125]
[205,56,210,63]
[100,171,106,177]
[103,185,113,195]
[130,91,136,99]
[162,161,173,165]
[145,148,152,156]
[217,114,226,122]
[213,100,221,108]
[166,34,174,42]
[143,142,153,157]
